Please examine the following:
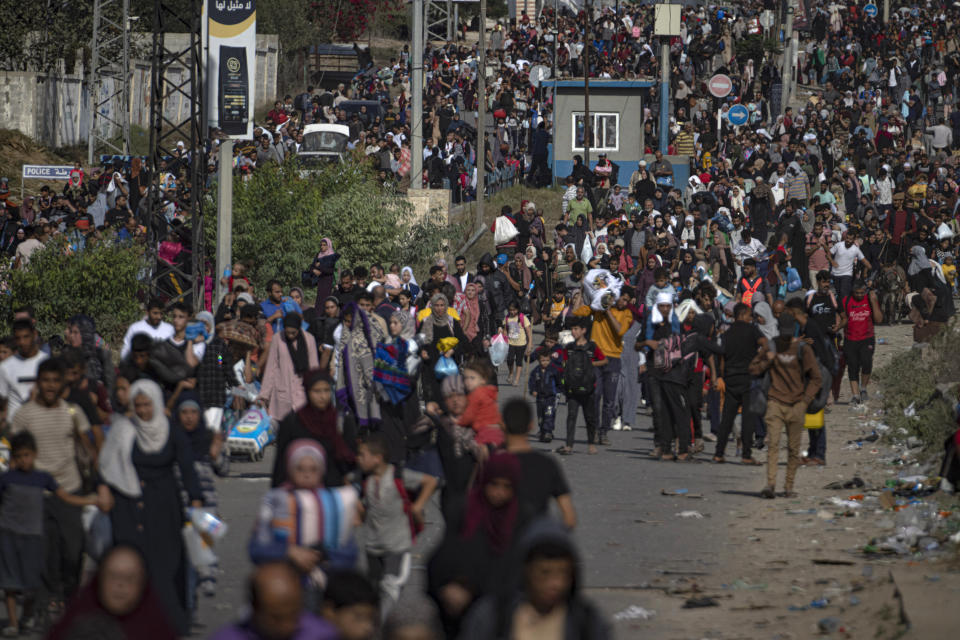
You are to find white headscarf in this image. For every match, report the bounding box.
[753,301,779,342]
[650,291,675,324]
[401,266,419,287]
[98,380,171,498]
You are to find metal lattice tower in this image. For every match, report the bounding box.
[147,0,206,310]
[426,0,455,43]
[88,0,132,165]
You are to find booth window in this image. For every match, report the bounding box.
[572,112,619,152]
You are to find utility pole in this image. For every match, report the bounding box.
[658,38,670,153]
[216,139,233,305]
[780,5,795,115]
[476,0,486,230]
[411,0,424,189]
[883,0,889,23]
[88,0,132,165]
[583,0,591,168]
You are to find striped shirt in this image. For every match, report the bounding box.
[11,400,90,493]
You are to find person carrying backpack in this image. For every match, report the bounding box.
[556,317,606,456]
[640,294,703,461]
[641,292,681,459]
[749,313,823,499]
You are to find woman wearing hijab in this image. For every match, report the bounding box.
[336,302,384,429]
[418,293,468,402]
[400,266,421,299]
[461,282,483,354]
[252,440,359,602]
[308,237,340,308]
[633,254,660,303]
[752,300,779,345]
[906,244,932,292]
[373,311,421,465]
[47,545,178,640]
[428,452,522,637]
[259,313,320,421]
[97,380,203,635]
[272,370,355,488]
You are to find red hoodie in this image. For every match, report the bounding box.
[458,385,505,446]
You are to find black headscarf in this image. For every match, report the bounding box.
[282,313,310,375]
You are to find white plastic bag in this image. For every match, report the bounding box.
[493,216,519,245]
[489,333,509,367]
[936,222,954,240]
[182,524,217,570]
[582,269,624,311]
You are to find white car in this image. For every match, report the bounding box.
[297,123,350,173]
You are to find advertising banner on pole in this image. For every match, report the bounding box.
[203,0,256,138]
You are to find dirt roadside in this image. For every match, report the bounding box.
[599,321,960,639]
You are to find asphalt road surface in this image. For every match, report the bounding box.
[191,368,766,638]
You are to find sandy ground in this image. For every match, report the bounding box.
[594,320,960,640]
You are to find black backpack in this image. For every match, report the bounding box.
[564,341,597,394]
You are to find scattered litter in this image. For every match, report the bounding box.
[612,605,656,621]
[817,617,841,634]
[728,579,767,591]
[683,596,719,609]
[633,519,663,524]
[903,403,916,417]
[924,575,941,582]
[849,596,860,606]
[826,497,862,509]
[950,531,960,544]
[811,559,855,566]
[675,511,705,519]
[823,477,865,490]
[787,508,817,515]
[817,510,835,520]
[661,488,705,499]
[809,598,829,609]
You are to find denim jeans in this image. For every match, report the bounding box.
[595,356,622,436]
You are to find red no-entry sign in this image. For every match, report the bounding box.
[708,74,733,98]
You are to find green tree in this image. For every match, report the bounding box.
[206,158,458,294]
[0,238,148,344]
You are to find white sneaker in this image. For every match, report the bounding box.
[622,424,632,431]
[612,417,623,431]
[703,433,717,442]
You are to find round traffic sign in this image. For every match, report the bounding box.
[864,3,878,17]
[759,10,775,28]
[708,74,733,98]
[727,104,749,126]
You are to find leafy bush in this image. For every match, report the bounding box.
[206,159,458,294]
[0,238,148,345]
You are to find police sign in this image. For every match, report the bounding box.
[22,165,74,180]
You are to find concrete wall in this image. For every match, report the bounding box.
[0,33,279,149]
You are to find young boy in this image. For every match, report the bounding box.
[0,432,101,635]
[321,570,379,640]
[528,349,560,443]
[502,398,576,530]
[644,267,674,308]
[556,317,606,455]
[356,434,438,618]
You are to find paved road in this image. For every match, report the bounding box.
[191,369,768,638]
